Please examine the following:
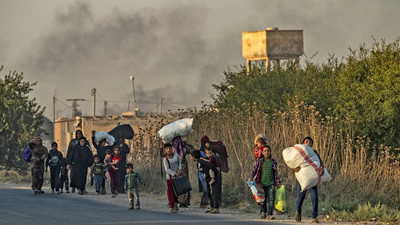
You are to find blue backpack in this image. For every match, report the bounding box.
[23,147,32,162]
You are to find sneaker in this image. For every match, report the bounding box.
[268,215,275,220]
[33,189,39,194]
[83,190,88,194]
[66,190,70,193]
[260,212,266,219]
[78,190,84,195]
[39,190,45,194]
[170,208,177,213]
[209,208,219,214]
[205,208,213,213]
[295,211,302,222]
[56,190,61,194]
[72,187,75,193]
[128,206,134,210]
[312,218,319,223]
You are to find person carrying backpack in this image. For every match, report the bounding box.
[30,137,48,194]
[46,142,63,194]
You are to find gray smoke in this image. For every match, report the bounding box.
[20,1,228,115]
[14,0,400,117]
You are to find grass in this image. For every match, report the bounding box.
[124,101,400,223]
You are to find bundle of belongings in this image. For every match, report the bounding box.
[282,144,331,191]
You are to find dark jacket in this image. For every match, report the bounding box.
[92,163,106,176]
[46,149,63,168]
[92,136,110,162]
[125,171,145,189]
[198,158,219,182]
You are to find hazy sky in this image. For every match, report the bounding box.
[1,0,399,119]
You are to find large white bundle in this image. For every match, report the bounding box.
[94,131,115,146]
[295,166,331,191]
[282,144,331,191]
[282,144,320,168]
[157,118,193,143]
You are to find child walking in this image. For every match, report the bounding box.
[163,143,181,213]
[251,145,282,220]
[125,163,145,210]
[59,157,69,193]
[45,142,63,194]
[92,155,106,194]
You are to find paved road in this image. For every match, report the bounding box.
[0,187,292,225]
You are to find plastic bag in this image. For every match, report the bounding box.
[94,131,115,146]
[247,180,265,205]
[274,185,286,213]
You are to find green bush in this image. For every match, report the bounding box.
[213,39,400,147]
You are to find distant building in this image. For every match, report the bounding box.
[54,112,191,158]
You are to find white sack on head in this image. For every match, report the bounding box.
[94,131,115,146]
[157,118,193,144]
[282,144,332,191]
[254,134,267,145]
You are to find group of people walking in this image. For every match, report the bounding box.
[28,131,323,222]
[28,130,135,202]
[251,135,323,223]
[161,135,223,214]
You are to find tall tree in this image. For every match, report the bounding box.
[0,66,45,173]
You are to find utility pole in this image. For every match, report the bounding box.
[91,88,96,117]
[129,76,137,113]
[66,99,85,118]
[104,101,108,116]
[157,98,163,114]
[53,90,57,122]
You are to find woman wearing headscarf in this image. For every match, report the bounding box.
[67,138,93,195]
[171,136,190,207]
[30,137,48,194]
[199,135,211,208]
[67,130,90,193]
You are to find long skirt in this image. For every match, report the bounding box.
[70,163,88,190]
[177,157,190,206]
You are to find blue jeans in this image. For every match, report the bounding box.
[94,175,103,193]
[261,184,275,216]
[296,183,318,218]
